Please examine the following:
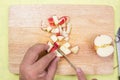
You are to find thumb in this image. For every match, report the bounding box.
[76,68,87,80]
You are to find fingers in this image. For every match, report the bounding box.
[33,52,56,72]
[47,57,60,80]
[22,43,49,65]
[76,68,87,80]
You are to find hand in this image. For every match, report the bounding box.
[76,68,87,80]
[19,43,59,80]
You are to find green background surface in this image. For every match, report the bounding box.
[0,0,120,80]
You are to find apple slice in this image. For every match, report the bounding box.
[57,36,64,41]
[51,28,59,33]
[63,42,71,48]
[97,46,114,57]
[66,23,72,34]
[46,26,52,32]
[71,46,79,54]
[47,41,53,52]
[94,35,114,57]
[55,50,63,57]
[50,35,58,42]
[52,15,59,25]
[58,16,68,25]
[94,35,112,47]
[60,46,71,55]
[48,17,56,27]
[49,42,59,53]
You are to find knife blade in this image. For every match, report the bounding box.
[57,49,76,71]
[116,28,120,78]
[50,42,77,71]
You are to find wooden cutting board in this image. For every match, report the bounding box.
[8,5,114,75]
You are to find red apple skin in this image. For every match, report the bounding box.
[48,17,56,27]
[49,42,59,53]
[58,16,68,25]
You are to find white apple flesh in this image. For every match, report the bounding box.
[51,28,59,33]
[60,46,71,55]
[47,41,53,52]
[52,15,59,25]
[71,46,79,54]
[97,46,114,57]
[57,36,64,41]
[94,35,114,57]
[50,35,58,42]
[63,42,71,48]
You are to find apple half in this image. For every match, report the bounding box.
[94,35,114,57]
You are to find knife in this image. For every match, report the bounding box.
[116,28,120,79]
[57,49,76,71]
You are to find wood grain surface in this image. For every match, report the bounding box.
[8,5,114,75]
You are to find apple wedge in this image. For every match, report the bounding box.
[55,50,63,57]
[71,46,79,54]
[63,42,71,48]
[50,35,58,42]
[47,41,53,52]
[51,28,59,33]
[94,35,114,57]
[97,46,114,57]
[57,36,64,41]
[60,46,71,55]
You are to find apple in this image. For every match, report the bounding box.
[63,42,71,48]
[57,36,64,41]
[71,46,79,54]
[51,28,59,33]
[47,41,53,52]
[94,35,114,57]
[55,50,63,57]
[66,23,72,34]
[60,46,71,55]
[52,15,59,25]
[97,46,114,57]
[50,35,58,42]
[46,26,52,32]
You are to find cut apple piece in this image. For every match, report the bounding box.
[50,35,58,42]
[94,35,112,47]
[60,46,71,55]
[94,35,114,57]
[97,46,114,57]
[57,36,64,41]
[55,50,63,57]
[47,41,53,52]
[48,17,56,27]
[71,46,79,54]
[66,23,72,34]
[52,15,59,25]
[58,16,68,25]
[46,26,52,32]
[49,42,59,53]
[62,31,68,38]
[63,42,71,48]
[51,28,59,33]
